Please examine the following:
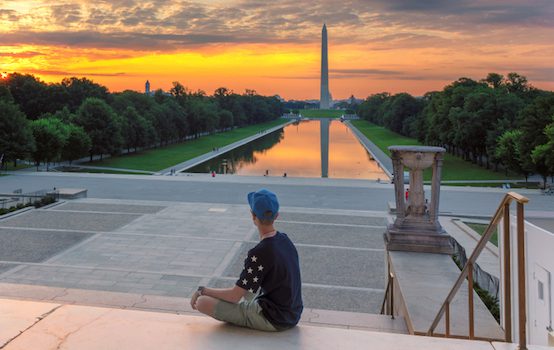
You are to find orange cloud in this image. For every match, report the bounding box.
[1,0,553,99]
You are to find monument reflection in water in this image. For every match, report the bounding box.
[188,120,387,180]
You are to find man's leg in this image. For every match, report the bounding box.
[195,296,219,317]
[196,293,277,332]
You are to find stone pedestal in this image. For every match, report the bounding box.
[384,146,453,254]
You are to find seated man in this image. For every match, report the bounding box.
[191,189,303,331]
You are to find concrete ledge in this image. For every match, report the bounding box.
[52,188,87,199]
[0,298,520,350]
[388,251,504,340]
[0,283,403,332]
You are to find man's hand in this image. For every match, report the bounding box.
[190,290,200,310]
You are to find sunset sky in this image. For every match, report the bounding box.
[1,0,553,100]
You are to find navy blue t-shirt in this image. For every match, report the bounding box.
[236,231,303,329]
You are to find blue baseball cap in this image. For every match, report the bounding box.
[247,189,279,220]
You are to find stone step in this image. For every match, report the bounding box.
[4,298,541,350]
[301,308,408,333]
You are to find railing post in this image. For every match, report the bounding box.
[468,261,475,339]
[389,273,394,320]
[503,203,512,343]
[517,202,527,350]
[445,302,450,337]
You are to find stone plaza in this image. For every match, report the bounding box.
[1,171,553,349]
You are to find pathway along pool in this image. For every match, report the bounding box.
[187,120,387,180]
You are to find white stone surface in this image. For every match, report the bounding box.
[0,299,60,347]
[491,341,552,350]
[2,299,498,350]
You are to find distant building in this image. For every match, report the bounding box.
[145,80,150,95]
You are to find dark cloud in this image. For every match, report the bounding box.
[1,30,300,50]
[86,9,120,26]
[50,4,82,24]
[0,9,19,21]
[1,0,553,51]
[367,0,554,29]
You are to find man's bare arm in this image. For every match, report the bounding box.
[191,285,247,309]
[203,285,247,303]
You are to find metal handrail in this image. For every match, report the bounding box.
[427,192,529,348]
[380,272,395,319]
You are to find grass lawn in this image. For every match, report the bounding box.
[465,222,497,247]
[300,109,345,118]
[63,168,152,175]
[351,120,521,181]
[90,119,288,172]
[444,182,540,189]
[2,163,33,171]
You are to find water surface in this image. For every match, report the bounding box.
[188,120,386,180]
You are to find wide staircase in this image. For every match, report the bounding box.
[2,193,548,349]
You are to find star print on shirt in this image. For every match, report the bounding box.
[247,267,253,274]
[251,256,258,263]
[258,265,264,271]
[242,279,248,285]
[253,276,258,283]
[248,288,254,293]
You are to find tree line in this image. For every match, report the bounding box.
[357,73,554,185]
[0,74,283,169]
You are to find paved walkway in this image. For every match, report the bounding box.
[0,198,389,316]
[158,120,293,175]
[3,171,552,219]
[345,121,393,178]
[57,165,155,174]
[2,298,549,350]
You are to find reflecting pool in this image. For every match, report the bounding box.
[188,120,387,180]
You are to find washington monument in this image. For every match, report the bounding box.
[320,24,331,109]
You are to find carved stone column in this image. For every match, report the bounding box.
[384,146,453,254]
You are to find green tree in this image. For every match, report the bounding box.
[505,72,530,95]
[357,92,391,124]
[496,130,528,179]
[482,73,504,89]
[121,106,150,152]
[151,103,178,145]
[219,109,234,130]
[382,93,422,135]
[2,73,49,119]
[0,100,35,167]
[30,118,68,170]
[531,116,554,187]
[62,124,91,165]
[74,98,123,160]
[517,93,554,181]
[61,77,110,111]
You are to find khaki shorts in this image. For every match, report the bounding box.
[213,292,278,332]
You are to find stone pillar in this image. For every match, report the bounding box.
[384,146,453,254]
[429,152,444,226]
[391,152,405,219]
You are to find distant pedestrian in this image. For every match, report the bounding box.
[211,171,216,177]
[265,169,269,176]
[283,172,287,178]
[405,188,409,201]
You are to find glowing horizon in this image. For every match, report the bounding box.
[1,1,553,100]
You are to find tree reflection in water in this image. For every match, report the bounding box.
[188,129,284,174]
